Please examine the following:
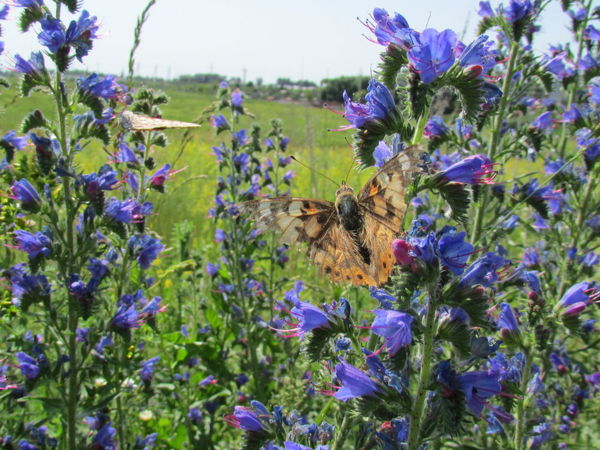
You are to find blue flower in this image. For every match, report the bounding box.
[497,302,520,339]
[38,16,66,53]
[437,230,474,275]
[530,111,553,131]
[14,230,52,259]
[408,28,457,84]
[342,79,396,129]
[436,154,496,184]
[1,131,28,152]
[225,406,265,431]
[504,0,533,23]
[78,74,124,100]
[458,35,496,73]
[211,114,229,132]
[13,51,46,76]
[10,179,41,210]
[111,303,140,332]
[556,281,598,317]
[8,264,51,304]
[478,1,495,18]
[459,252,506,288]
[333,359,379,401]
[16,352,40,379]
[424,116,449,139]
[104,198,138,223]
[368,8,418,50]
[140,357,160,382]
[458,370,503,416]
[114,142,139,164]
[481,82,503,110]
[370,309,413,355]
[231,88,244,108]
[80,165,118,201]
[92,424,116,450]
[501,214,520,231]
[127,234,164,269]
[64,10,99,61]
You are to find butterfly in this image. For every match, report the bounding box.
[119,111,200,131]
[238,146,425,286]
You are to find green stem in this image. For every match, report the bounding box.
[558,0,593,157]
[407,284,438,450]
[472,41,520,243]
[557,166,597,298]
[514,351,533,450]
[331,413,354,450]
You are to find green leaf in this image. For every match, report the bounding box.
[438,182,471,225]
[435,67,484,122]
[378,44,407,91]
[205,308,223,330]
[21,109,51,133]
[60,0,81,13]
[18,6,44,32]
[77,88,105,118]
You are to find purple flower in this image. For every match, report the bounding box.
[458,371,503,416]
[436,155,496,185]
[225,406,265,431]
[10,179,41,210]
[7,0,43,8]
[14,230,52,259]
[231,88,244,108]
[367,8,418,50]
[575,128,600,165]
[16,352,40,379]
[150,164,172,189]
[211,114,229,131]
[127,234,164,269]
[459,252,506,288]
[370,309,413,355]
[437,230,474,275]
[342,79,396,129]
[544,53,574,80]
[530,111,553,131]
[0,5,8,19]
[114,142,139,164]
[478,1,494,18]
[64,10,99,61]
[531,212,549,231]
[8,264,51,304]
[111,304,140,332]
[408,28,457,84]
[187,407,203,424]
[80,166,118,202]
[458,35,496,73]
[104,198,138,223]
[1,131,28,151]
[92,424,116,450]
[277,301,330,338]
[501,214,520,231]
[424,116,449,139]
[78,74,124,100]
[586,373,600,385]
[38,16,65,53]
[13,51,46,77]
[504,0,533,23]
[556,281,598,317]
[481,82,503,110]
[497,303,520,338]
[333,359,379,401]
[140,357,160,382]
[561,104,583,124]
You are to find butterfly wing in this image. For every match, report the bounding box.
[239,198,378,286]
[357,146,425,284]
[119,111,200,131]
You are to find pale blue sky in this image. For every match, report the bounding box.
[1,0,575,83]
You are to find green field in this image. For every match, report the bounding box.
[1,82,377,244]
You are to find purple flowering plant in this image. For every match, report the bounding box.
[0,0,598,449]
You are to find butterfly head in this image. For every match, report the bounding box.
[335,180,354,197]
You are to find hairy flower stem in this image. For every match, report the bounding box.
[472,41,520,244]
[514,350,533,450]
[52,4,78,447]
[407,283,438,450]
[331,413,354,450]
[557,166,597,298]
[558,0,593,157]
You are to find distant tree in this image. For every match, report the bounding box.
[319,76,370,102]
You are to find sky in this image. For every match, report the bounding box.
[1,0,575,84]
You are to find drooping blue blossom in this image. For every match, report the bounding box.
[80,165,118,201]
[408,28,457,83]
[367,8,419,50]
[478,1,494,18]
[92,424,116,450]
[140,357,160,382]
[114,142,139,164]
[231,88,243,108]
[127,234,164,269]
[13,230,52,259]
[12,51,46,76]
[104,198,138,223]
[437,230,474,275]
[504,0,533,23]
[459,252,507,288]
[111,303,140,332]
[530,111,553,131]
[497,303,520,338]
[342,79,396,128]
[16,352,40,379]
[501,214,520,231]
[1,131,28,152]
[10,179,41,210]
[532,212,549,231]
[64,10,99,61]
[436,154,496,185]
[370,309,414,355]
[78,74,124,100]
[556,281,598,317]
[424,116,449,139]
[211,114,229,132]
[332,359,379,401]
[38,16,65,53]
[225,406,265,431]
[481,82,503,110]
[458,34,496,73]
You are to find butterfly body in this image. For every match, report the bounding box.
[239,146,424,286]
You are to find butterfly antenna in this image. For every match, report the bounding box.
[290,156,339,187]
[343,154,357,184]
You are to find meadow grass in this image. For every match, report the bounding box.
[1,81,541,246]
